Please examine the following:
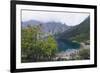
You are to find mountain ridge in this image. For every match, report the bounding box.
[58,16,90,42]
[22,20,71,35]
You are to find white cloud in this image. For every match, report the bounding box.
[22,10,89,26]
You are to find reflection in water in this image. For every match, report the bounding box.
[56,39,80,52]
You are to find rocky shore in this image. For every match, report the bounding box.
[53,42,90,61]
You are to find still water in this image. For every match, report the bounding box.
[56,39,80,52]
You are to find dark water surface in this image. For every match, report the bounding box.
[56,39,80,52]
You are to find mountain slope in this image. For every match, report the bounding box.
[22,20,71,35]
[21,20,41,27]
[59,16,90,42]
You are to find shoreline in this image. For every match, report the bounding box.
[53,42,90,60]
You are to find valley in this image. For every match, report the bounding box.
[21,16,90,62]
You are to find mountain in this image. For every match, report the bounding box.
[21,20,41,27]
[22,20,71,35]
[43,22,70,35]
[58,16,90,42]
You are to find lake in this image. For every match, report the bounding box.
[56,39,80,52]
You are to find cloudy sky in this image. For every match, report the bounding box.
[22,10,89,26]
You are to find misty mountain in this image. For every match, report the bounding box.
[22,20,71,35]
[43,22,71,35]
[58,16,90,42]
[21,20,41,27]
